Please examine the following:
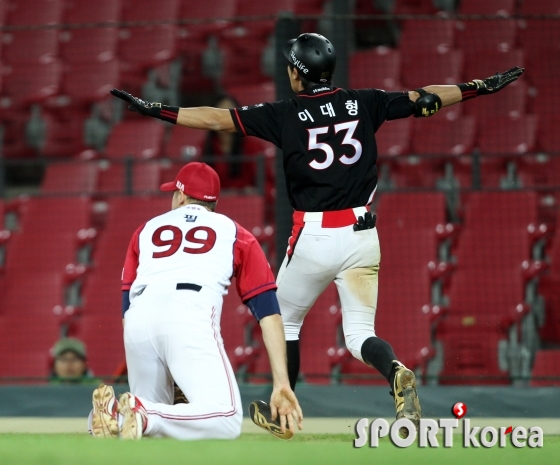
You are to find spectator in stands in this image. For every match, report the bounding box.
[50,338,100,384]
[202,94,264,192]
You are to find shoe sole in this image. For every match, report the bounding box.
[249,401,293,440]
[397,370,421,438]
[118,393,142,440]
[91,384,118,438]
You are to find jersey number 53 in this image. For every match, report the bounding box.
[152,226,216,258]
[307,120,362,170]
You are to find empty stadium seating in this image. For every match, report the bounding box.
[455,20,517,52]
[0,273,66,379]
[477,115,537,155]
[41,162,99,194]
[401,50,463,89]
[104,120,165,159]
[538,224,560,344]
[349,47,402,90]
[376,118,411,156]
[530,350,560,387]
[341,192,446,383]
[77,196,170,375]
[459,0,515,15]
[226,82,276,106]
[4,197,92,274]
[165,126,207,160]
[97,160,163,194]
[5,0,63,25]
[436,192,540,383]
[463,49,525,84]
[519,0,560,14]
[2,30,59,64]
[399,20,455,53]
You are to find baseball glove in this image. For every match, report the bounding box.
[110,88,179,124]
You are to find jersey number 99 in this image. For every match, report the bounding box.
[152,226,217,258]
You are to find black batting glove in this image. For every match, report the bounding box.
[353,212,377,231]
[459,67,524,101]
[110,88,179,124]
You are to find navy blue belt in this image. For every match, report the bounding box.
[176,283,201,291]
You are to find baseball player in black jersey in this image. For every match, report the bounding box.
[111,32,523,438]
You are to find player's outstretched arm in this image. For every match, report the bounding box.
[109,89,236,132]
[259,314,304,434]
[409,67,524,117]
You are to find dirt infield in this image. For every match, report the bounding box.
[0,417,559,434]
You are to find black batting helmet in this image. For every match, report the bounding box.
[283,33,336,84]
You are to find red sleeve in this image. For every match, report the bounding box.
[233,222,277,302]
[121,223,145,291]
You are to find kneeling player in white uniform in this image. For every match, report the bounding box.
[89,162,303,440]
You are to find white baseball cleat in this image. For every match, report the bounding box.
[118,392,147,440]
[91,384,119,438]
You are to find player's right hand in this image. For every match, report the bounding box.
[269,385,303,435]
[474,67,524,95]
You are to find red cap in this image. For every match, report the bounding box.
[160,162,220,201]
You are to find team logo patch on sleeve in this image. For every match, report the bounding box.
[184,215,197,222]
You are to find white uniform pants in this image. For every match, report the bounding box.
[277,219,381,361]
[124,284,242,440]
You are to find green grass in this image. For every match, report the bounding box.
[0,434,558,465]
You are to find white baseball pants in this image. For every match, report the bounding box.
[123,284,242,440]
[277,210,381,361]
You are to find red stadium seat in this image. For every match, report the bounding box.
[463,49,525,84]
[5,0,63,25]
[517,155,560,189]
[538,225,560,344]
[437,315,510,385]
[63,0,121,23]
[41,162,99,194]
[455,19,517,52]
[97,160,163,194]
[2,30,59,64]
[399,20,455,53]
[376,118,411,156]
[165,126,207,160]
[216,195,265,239]
[0,273,65,379]
[394,0,438,14]
[537,114,560,154]
[104,120,165,159]
[349,47,402,91]
[177,0,236,45]
[464,80,527,119]
[459,0,515,15]
[298,283,341,384]
[226,82,276,107]
[341,193,446,383]
[411,116,476,156]
[4,197,92,274]
[57,60,120,106]
[477,115,537,155]
[530,350,560,386]
[219,44,270,88]
[1,61,62,109]
[518,20,560,53]
[229,0,296,40]
[119,0,179,88]
[519,0,560,14]
[401,50,463,89]
[525,48,560,88]
[76,196,171,376]
[59,28,119,64]
[445,191,538,318]
[220,289,252,367]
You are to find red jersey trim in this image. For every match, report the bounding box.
[298,88,342,98]
[241,282,277,302]
[233,108,247,136]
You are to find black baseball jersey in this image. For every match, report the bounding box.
[229,85,409,212]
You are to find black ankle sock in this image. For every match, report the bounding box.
[286,340,300,391]
[360,336,399,385]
